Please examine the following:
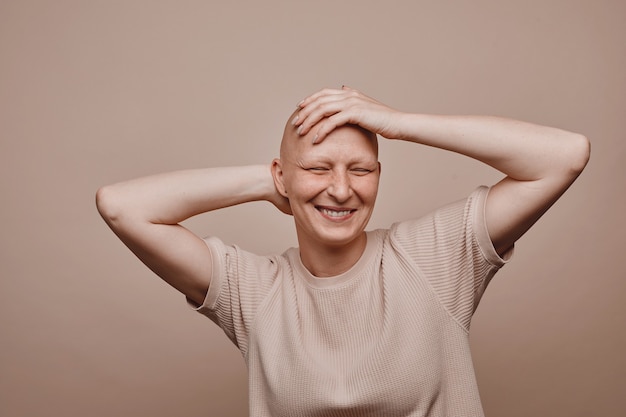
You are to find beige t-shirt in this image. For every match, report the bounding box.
[195,186,510,416]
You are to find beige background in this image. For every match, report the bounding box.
[1,1,624,416]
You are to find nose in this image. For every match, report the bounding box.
[327,171,352,202]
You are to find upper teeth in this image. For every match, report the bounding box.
[322,208,351,217]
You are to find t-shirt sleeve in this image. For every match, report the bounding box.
[188,236,279,355]
[390,186,512,330]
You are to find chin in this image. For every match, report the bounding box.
[315,228,366,248]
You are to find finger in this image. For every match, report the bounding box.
[311,112,354,144]
[292,93,336,127]
[297,87,343,109]
[295,87,363,126]
[295,93,350,134]
[297,98,349,136]
[297,86,364,112]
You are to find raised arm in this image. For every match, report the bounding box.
[294,87,590,255]
[96,165,290,305]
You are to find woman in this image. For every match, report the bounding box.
[96,86,589,416]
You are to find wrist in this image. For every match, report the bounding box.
[390,112,424,142]
[371,110,412,141]
[249,164,276,202]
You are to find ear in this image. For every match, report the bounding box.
[271,158,288,197]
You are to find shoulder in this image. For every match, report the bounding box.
[388,186,508,266]
[200,236,287,306]
[389,187,487,241]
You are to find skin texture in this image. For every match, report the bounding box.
[96,86,590,305]
[272,115,380,276]
[293,86,590,256]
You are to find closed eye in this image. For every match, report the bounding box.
[351,168,374,175]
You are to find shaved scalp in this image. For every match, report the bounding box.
[280,108,302,161]
[279,109,378,162]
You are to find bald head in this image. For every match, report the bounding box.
[279,109,378,162]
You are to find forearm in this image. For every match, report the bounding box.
[295,87,588,182]
[295,86,590,255]
[96,165,275,226]
[392,113,590,182]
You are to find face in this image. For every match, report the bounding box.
[273,123,380,251]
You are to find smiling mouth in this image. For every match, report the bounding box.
[315,206,356,218]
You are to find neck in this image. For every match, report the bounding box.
[298,232,367,277]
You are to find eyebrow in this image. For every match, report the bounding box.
[296,155,379,167]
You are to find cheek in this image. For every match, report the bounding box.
[287,175,327,200]
[356,177,380,202]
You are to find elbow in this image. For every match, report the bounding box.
[95,184,123,225]
[567,133,591,176]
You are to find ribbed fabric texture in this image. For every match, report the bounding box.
[195,186,510,416]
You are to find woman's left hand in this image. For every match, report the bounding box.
[293,86,403,143]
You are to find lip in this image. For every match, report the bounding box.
[315,205,357,222]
